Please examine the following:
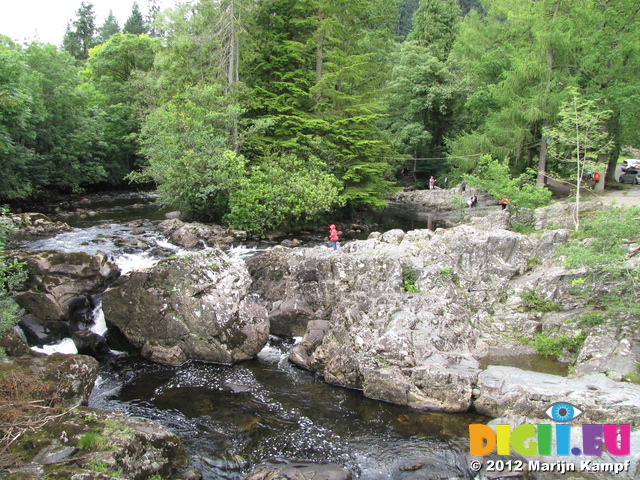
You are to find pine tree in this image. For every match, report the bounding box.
[63,2,98,60]
[98,10,121,43]
[124,2,147,35]
[408,0,460,61]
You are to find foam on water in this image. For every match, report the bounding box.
[31,337,78,355]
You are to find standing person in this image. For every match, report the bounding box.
[444,176,449,189]
[461,180,466,192]
[499,196,509,210]
[329,224,339,251]
[429,176,435,190]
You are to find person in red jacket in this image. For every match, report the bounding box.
[329,224,339,251]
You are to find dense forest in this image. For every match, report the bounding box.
[1,0,639,232]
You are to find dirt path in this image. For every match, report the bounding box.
[596,185,640,208]
[546,177,640,208]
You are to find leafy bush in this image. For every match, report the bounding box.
[402,267,420,293]
[0,208,26,349]
[520,291,559,312]
[557,206,640,270]
[464,155,552,209]
[529,332,587,357]
[225,154,344,234]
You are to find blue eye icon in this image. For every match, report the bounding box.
[545,402,583,422]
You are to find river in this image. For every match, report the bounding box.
[17,191,487,479]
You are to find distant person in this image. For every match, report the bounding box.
[429,176,435,190]
[461,181,466,192]
[444,176,449,189]
[329,224,339,251]
[499,196,509,210]
[468,194,477,208]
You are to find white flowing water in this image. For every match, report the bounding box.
[16,192,480,479]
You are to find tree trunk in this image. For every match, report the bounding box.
[595,152,607,194]
[538,134,548,186]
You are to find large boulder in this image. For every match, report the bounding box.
[473,366,640,427]
[102,248,269,365]
[8,212,71,237]
[7,353,99,408]
[12,250,120,324]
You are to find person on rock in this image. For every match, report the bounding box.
[329,224,339,251]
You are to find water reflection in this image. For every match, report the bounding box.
[90,339,486,479]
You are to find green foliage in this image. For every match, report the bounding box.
[63,1,99,61]
[0,208,26,344]
[529,332,587,358]
[439,267,459,285]
[225,154,344,234]
[464,155,552,209]
[402,267,420,293]
[511,221,536,235]
[576,311,606,329]
[123,2,147,35]
[132,84,244,219]
[519,291,559,313]
[623,364,640,385]
[78,431,108,450]
[557,206,640,270]
[526,256,541,269]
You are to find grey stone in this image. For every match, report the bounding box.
[103,248,269,364]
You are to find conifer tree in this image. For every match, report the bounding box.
[124,2,147,35]
[63,2,98,60]
[98,10,121,43]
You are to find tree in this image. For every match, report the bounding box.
[544,89,613,230]
[124,2,147,35]
[463,155,552,209]
[24,43,108,192]
[382,0,463,185]
[408,0,460,62]
[131,84,243,219]
[84,34,160,180]
[0,37,37,199]
[397,0,420,39]
[63,2,98,60]
[225,154,344,233]
[245,0,398,210]
[0,208,26,353]
[98,10,121,43]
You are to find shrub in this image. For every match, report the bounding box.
[520,291,559,312]
[529,332,587,357]
[402,267,420,293]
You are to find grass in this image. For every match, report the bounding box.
[528,332,587,357]
[520,291,560,312]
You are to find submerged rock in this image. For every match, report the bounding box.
[102,248,269,365]
[245,461,352,480]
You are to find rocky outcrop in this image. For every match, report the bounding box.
[102,248,269,365]
[4,407,189,480]
[156,219,247,248]
[248,204,640,415]
[474,366,640,426]
[248,223,543,412]
[10,250,120,349]
[0,338,191,480]
[389,186,490,210]
[12,250,120,322]
[8,212,71,237]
